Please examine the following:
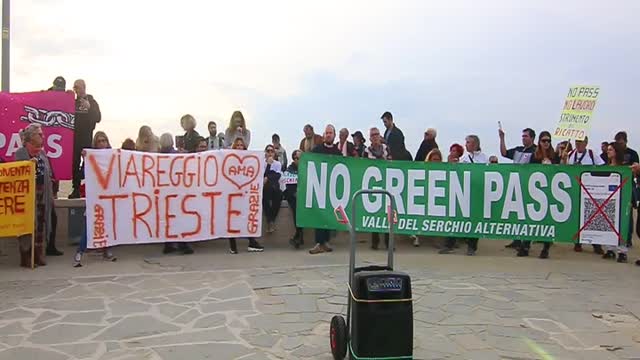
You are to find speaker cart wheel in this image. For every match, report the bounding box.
[330,315,347,360]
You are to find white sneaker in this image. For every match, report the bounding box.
[73,252,83,267]
[411,235,420,247]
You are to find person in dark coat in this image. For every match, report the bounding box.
[414,128,439,162]
[69,79,101,198]
[381,111,412,161]
[284,150,303,248]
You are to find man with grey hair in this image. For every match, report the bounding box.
[69,79,101,198]
[337,128,356,157]
[461,134,487,255]
[415,127,439,162]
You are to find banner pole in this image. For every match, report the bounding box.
[30,232,34,269]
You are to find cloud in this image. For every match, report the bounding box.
[4,0,639,156]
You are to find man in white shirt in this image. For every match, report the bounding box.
[565,136,605,165]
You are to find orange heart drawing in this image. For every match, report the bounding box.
[222,154,261,190]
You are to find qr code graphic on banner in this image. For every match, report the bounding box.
[583,199,618,232]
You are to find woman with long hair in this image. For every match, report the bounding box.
[603,142,628,263]
[136,125,158,152]
[228,137,264,254]
[532,131,559,164]
[224,111,251,149]
[519,131,557,259]
[159,133,177,154]
[73,131,117,267]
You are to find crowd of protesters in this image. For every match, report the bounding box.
[3,76,640,269]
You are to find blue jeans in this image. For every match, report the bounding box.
[77,230,87,253]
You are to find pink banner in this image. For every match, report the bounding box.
[0,91,75,180]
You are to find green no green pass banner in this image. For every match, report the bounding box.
[297,153,633,244]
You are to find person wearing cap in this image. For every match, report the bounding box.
[299,124,323,152]
[415,128,439,162]
[69,79,101,198]
[351,131,366,157]
[563,136,604,166]
[381,111,412,161]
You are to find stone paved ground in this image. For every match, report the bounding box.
[1,239,640,359]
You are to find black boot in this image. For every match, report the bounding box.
[617,253,628,263]
[163,243,177,254]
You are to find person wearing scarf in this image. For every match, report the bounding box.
[15,124,54,267]
[362,127,392,250]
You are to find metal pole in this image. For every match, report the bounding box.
[1,0,10,92]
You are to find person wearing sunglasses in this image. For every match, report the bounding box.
[263,145,283,234]
[519,131,557,259]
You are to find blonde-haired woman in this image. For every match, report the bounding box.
[136,126,159,152]
[224,111,251,148]
[180,114,200,153]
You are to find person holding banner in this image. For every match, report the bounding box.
[73,132,118,267]
[614,131,639,248]
[15,124,55,267]
[228,138,264,254]
[602,142,629,263]
[363,127,392,250]
[309,125,342,255]
[263,144,283,234]
[179,114,201,153]
[285,150,303,248]
[460,135,488,255]
[499,127,536,249]
[518,131,558,259]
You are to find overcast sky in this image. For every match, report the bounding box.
[4,0,639,158]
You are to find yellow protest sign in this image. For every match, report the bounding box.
[554,85,600,141]
[0,161,35,237]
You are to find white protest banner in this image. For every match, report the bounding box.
[84,149,264,248]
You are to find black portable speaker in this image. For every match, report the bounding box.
[350,270,413,358]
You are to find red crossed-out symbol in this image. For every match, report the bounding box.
[572,176,629,241]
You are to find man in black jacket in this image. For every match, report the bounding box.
[415,128,439,162]
[69,79,101,198]
[381,111,412,161]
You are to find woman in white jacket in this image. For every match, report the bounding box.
[461,135,487,255]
